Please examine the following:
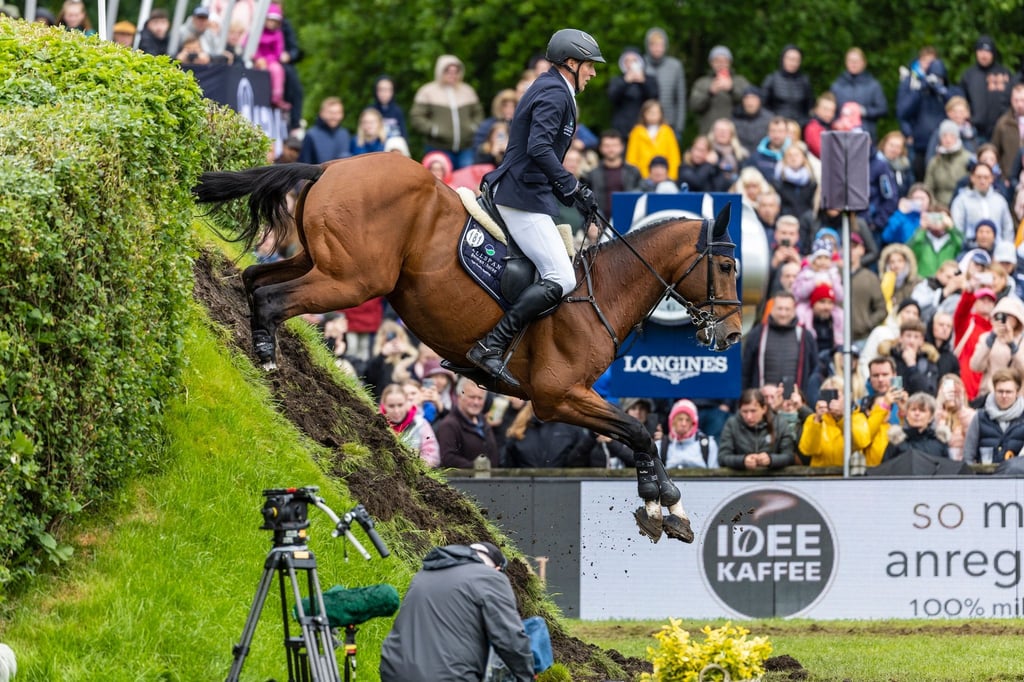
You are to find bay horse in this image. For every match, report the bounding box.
[194,153,743,543]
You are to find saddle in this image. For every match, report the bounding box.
[455,184,575,310]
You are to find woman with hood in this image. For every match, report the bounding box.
[658,399,719,469]
[934,373,975,461]
[421,150,454,187]
[381,384,439,467]
[719,389,796,471]
[761,45,814,127]
[879,243,922,314]
[608,47,659,141]
[882,392,950,461]
[410,55,484,169]
[969,294,1024,401]
[924,119,973,208]
[371,76,408,140]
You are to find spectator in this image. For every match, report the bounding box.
[626,100,681,181]
[859,298,922,387]
[996,241,1024,298]
[745,116,790,180]
[279,14,305,132]
[971,219,999,259]
[379,542,533,682]
[420,364,456,422]
[882,183,932,247]
[582,129,642,216]
[644,27,687,139]
[609,47,659,144]
[175,36,211,66]
[924,119,973,208]
[925,96,979,165]
[422,150,454,186]
[709,118,748,187]
[879,243,921,315]
[34,7,57,25]
[950,166,1015,248]
[472,89,517,150]
[962,368,1024,464]
[927,310,961,378]
[761,45,814,127]
[911,260,961,320]
[896,46,952,179]
[868,131,914,235]
[137,8,170,56]
[732,86,774,155]
[689,45,751,135]
[967,143,1013,204]
[958,35,1012,141]
[372,76,408,141]
[798,376,871,468]
[57,0,94,34]
[411,55,484,169]
[804,91,837,159]
[830,47,887,142]
[719,389,795,471]
[299,97,351,164]
[934,373,975,461]
[677,135,727,192]
[953,285,996,402]
[755,188,783,233]
[879,319,940,396]
[742,291,819,396]
[658,399,718,469]
[501,402,589,468]
[969,294,1024,402]
[252,4,289,109]
[793,240,843,322]
[179,5,218,56]
[620,397,660,440]
[473,120,509,167]
[907,208,963,278]
[381,384,439,467]
[111,20,136,47]
[435,378,500,468]
[768,214,802,278]
[351,108,388,155]
[637,156,678,193]
[881,392,949,462]
[773,144,817,220]
[362,320,416,401]
[849,232,888,343]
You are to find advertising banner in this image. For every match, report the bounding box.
[578,478,1024,620]
[183,63,286,145]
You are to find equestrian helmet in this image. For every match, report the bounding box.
[546,29,605,65]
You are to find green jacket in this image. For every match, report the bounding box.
[907,226,964,278]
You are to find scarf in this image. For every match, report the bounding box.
[776,163,810,186]
[383,403,417,434]
[984,394,1024,426]
[936,137,963,155]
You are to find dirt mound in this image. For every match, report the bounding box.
[192,251,651,680]
[765,654,808,679]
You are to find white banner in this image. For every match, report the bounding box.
[579,479,1024,620]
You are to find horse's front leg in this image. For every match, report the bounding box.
[535,386,693,544]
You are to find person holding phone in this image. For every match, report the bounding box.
[953,283,997,401]
[719,389,796,471]
[798,377,872,468]
[934,374,975,461]
[969,294,1024,402]
[878,319,940,396]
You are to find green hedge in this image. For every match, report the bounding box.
[0,18,266,588]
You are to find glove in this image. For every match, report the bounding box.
[574,184,600,215]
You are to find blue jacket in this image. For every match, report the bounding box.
[298,117,352,164]
[486,69,578,216]
[896,59,951,153]
[869,152,914,232]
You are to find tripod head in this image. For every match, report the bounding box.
[260,487,390,558]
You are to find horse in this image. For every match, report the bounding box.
[194,153,743,543]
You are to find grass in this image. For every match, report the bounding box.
[0,303,413,681]
[566,618,1024,681]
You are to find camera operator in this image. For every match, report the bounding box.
[380,542,534,682]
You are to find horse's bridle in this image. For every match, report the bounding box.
[570,210,742,354]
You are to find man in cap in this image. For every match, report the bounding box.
[380,541,534,682]
[111,20,136,47]
[689,45,751,135]
[958,35,1012,141]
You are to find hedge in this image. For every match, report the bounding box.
[0,17,266,588]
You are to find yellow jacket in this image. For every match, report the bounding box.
[626,123,682,180]
[861,404,891,467]
[798,410,871,467]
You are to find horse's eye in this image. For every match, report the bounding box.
[718,262,732,275]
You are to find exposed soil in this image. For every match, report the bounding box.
[192,251,651,681]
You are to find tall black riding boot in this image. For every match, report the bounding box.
[466,278,564,388]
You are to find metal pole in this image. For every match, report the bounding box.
[23,0,38,24]
[241,0,271,63]
[96,0,107,40]
[213,0,236,56]
[166,0,189,57]
[106,0,119,40]
[133,0,152,49]
[841,212,853,478]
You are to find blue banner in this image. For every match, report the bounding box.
[605,192,744,399]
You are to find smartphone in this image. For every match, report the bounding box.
[780,238,792,248]
[422,378,435,390]
[891,376,903,391]
[820,389,839,402]
[927,212,945,223]
[942,379,955,395]
[781,376,795,398]
[977,273,994,286]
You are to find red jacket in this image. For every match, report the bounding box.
[342,297,384,333]
[953,291,992,400]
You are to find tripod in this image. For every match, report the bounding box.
[226,487,389,682]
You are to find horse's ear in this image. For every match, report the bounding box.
[713,204,732,241]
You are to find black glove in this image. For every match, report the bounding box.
[574,184,600,215]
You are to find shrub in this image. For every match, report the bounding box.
[640,620,773,682]
[0,18,263,588]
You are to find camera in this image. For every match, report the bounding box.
[780,239,792,247]
[820,389,839,402]
[261,487,316,543]
[185,51,199,62]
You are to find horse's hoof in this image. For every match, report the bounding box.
[634,507,663,543]
[261,360,278,372]
[663,514,695,544]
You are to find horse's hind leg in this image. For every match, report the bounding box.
[650,457,692,542]
[241,253,313,368]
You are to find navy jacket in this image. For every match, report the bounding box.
[486,69,578,216]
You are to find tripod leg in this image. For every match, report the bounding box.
[226,556,281,682]
[285,557,342,682]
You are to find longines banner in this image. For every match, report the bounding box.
[576,478,1024,620]
[606,192,743,399]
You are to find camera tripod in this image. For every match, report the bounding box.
[226,487,389,682]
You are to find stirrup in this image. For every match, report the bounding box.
[466,342,521,388]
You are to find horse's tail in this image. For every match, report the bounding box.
[193,162,324,251]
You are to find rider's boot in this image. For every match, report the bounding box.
[633,456,664,542]
[466,278,563,388]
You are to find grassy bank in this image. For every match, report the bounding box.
[0,302,409,681]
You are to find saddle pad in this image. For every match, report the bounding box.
[458,216,515,310]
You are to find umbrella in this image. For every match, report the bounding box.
[994,456,1024,476]
[867,450,974,476]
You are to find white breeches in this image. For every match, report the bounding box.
[496,204,576,296]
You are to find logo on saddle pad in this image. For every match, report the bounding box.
[621,354,728,385]
[701,488,837,618]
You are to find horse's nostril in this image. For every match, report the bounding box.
[726,332,742,346]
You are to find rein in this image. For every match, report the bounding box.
[568,209,742,356]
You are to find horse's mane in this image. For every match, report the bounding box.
[585,215,699,257]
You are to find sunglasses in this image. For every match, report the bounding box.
[994,312,1010,323]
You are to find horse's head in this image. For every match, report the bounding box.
[676,205,743,351]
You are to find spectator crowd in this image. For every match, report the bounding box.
[14,2,1024,473]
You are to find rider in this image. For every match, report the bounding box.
[466,28,605,387]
